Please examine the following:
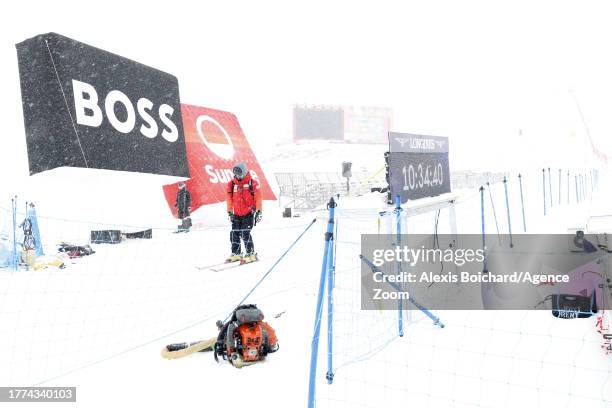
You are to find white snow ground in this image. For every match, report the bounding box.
[0,145,610,408]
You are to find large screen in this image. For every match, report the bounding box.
[293,106,343,141]
[344,106,392,143]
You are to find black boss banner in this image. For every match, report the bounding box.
[16,33,189,177]
[388,132,451,203]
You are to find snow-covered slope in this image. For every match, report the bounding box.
[0,143,610,408]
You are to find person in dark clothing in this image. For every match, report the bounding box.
[226,163,262,263]
[174,182,192,232]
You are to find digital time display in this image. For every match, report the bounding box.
[388,133,451,202]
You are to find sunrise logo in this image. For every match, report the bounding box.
[195,115,235,160]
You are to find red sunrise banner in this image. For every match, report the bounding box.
[163,104,276,217]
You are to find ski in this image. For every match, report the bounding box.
[195,259,241,270]
[210,259,259,272]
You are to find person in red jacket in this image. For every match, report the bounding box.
[226,163,262,263]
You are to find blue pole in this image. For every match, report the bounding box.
[548,168,552,208]
[27,204,44,257]
[480,186,487,272]
[503,177,513,248]
[395,195,403,337]
[518,174,527,232]
[308,198,336,408]
[542,169,546,215]
[12,197,17,271]
[326,214,337,384]
[567,171,570,205]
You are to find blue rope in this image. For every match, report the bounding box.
[224,218,317,323]
[503,177,513,248]
[548,168,553,208]
[486,182,501,244]
[518,174,527,232]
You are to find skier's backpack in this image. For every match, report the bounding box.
[230,179,255,197]
[214,304,277,367]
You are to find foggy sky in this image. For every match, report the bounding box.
[1,0,611,178]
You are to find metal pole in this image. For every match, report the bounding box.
[326,211,337,384]
[558,169,561,205]
[480,186,487,272]
[12,196,17,271]
[518,174,527,232]
[360,255,444,327]
[575,174,579,203]
[395,195,403,337]
[308,198,336,408]
[567,171,570,205]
